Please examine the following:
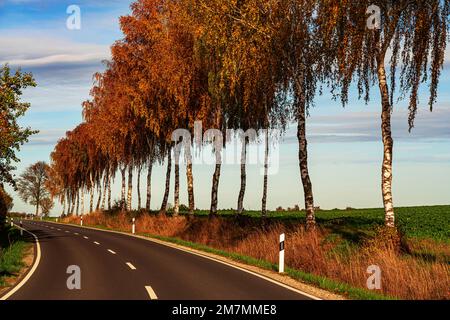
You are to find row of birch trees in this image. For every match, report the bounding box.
[47,0,448,229]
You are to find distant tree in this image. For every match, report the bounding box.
[17,162,50,217]
[0,64,38,189]
[39,197,54,216]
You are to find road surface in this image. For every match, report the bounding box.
[3,220,317,300]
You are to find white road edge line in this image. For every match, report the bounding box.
[126,262,136,270]
[0,223,41,300]
[145,286,158,300]
[83,236,89,239]
[74,233,79,235]
[94,241,100,245]
[107,249,116,254]
[44,220,321,300]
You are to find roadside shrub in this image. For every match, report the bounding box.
[0,186,13,231]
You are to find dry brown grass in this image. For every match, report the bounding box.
[64,212,449,300]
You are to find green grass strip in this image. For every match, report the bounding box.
[0,228,27,286]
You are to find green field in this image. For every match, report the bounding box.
[173,205,450,243]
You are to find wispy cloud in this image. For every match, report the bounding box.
[283,104,450,144]
[27,129,67,145]
[0,34,110,67]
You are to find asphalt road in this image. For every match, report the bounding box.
[4,220,316,300]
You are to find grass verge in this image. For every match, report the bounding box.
[0,227,28,286]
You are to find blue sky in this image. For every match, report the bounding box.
[1,0,449,214]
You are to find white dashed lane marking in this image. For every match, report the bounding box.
[145,286,158,300]
[126,262,136,270]
[29,222,160,301]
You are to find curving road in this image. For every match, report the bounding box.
[2,220,317,300]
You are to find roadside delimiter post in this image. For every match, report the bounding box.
[279,233,285,273]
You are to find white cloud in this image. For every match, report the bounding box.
[0,35,110,67]
[282,103,450,144]
[4,53,107,67]
[28,129,67,145]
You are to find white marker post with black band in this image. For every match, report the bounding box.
[132,218,135,234]
[279,233,285,273]
[80,215,83,226]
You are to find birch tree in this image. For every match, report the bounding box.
[318,0,449,227]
